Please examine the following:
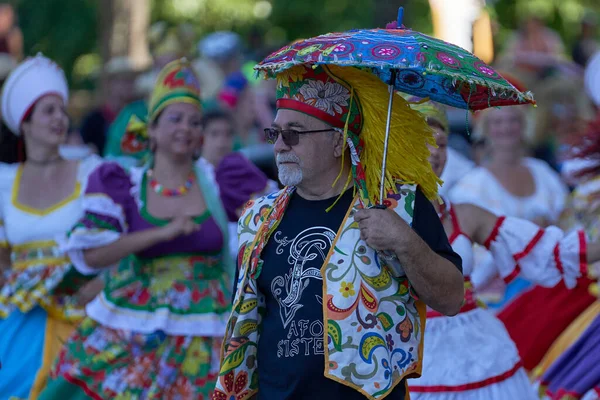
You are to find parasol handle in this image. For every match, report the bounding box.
[379,69,397,204]
[397,7,404,27]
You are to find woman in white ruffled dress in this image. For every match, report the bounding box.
[447,104,591,372]
[406,99,600,400]
[0,55,103,399]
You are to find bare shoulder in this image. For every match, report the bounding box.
[453,203,495,237]
[452,203,478,236]
[454,203,484,216]
[453,203,499,244]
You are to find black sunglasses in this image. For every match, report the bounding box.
[264,128,335,146]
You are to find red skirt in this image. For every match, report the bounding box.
[498,276,596,371]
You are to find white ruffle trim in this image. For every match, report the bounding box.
[410,368,537,400]
[57,230,121,275]
[470,250,496,290]
[128,167,145,211]
[411,308,526,390]
[487,217,585,289]
[86,292,229,337]
[83,193,128,232]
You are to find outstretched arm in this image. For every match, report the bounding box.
[456,203,592,289]
[82,216,200,268]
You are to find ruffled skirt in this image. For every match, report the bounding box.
[41,318,222,400]
[41,253,231,399]
[0,262,89,320]
[534,301,600,379]
[408,308,537,400]
[84,254,231,336]
[497,277,596,371]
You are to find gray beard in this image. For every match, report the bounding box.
[278,164,303,186]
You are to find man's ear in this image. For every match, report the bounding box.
[333,129,345,158]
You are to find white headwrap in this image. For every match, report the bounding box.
[1,54,68,135]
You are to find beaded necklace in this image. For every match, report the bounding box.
[147,169,194,197]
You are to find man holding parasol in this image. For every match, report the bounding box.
[212,10,535,400]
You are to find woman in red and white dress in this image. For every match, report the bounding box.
[446,99,596,373]
[406,99,599,399]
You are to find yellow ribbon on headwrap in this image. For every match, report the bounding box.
[326,87,356,212]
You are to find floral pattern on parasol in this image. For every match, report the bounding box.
[256,22,535,111]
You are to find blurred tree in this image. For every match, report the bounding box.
[10,0,599,88]
[100,0,150,68]
[150,0,260,35]
[14,0,97,85]
[384,0,433,33]
[490,0,600,51]
[268,0,373,42]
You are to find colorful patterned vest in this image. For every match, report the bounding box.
[213,184,426,400]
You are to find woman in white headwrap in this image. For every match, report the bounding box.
[0,54,103,399]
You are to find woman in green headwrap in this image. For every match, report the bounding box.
[40,58,269,400]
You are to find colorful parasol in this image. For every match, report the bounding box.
[256,9,534,111]
[256,8,535,203]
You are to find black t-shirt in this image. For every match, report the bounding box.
[234,188,462,399]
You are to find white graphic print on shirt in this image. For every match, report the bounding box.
[270,226,335,358]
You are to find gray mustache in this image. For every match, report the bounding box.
[276,154,300,164]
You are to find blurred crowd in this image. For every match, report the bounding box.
[447,13,598,178]
[0,8,280,182]
[0,5,597,191]
[1,2,600,398]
